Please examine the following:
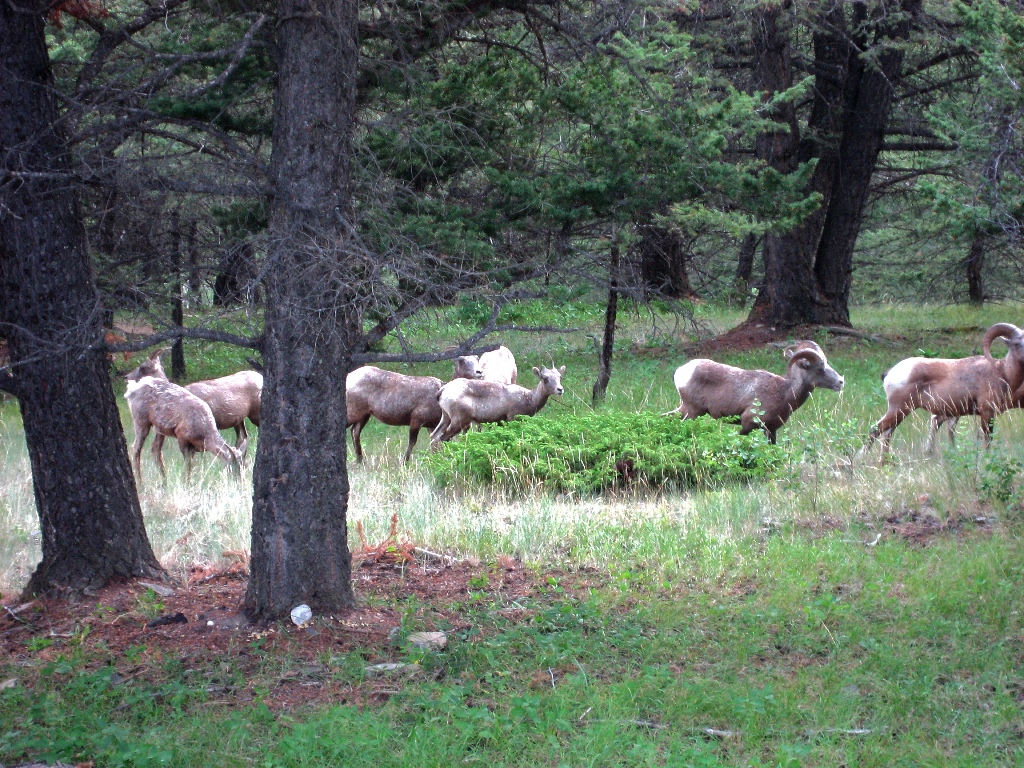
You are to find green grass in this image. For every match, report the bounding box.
[2,533,1024,765]
[4,300,1024,765]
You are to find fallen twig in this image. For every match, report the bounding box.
[2,601,36,624]
[413,547,458,566]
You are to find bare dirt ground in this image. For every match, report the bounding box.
[0,552,597,712]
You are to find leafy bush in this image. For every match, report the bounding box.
[423,412,783,495]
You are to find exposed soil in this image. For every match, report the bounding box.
[0,553,597,713]
[691,320,890,354]
[882,497,998,547]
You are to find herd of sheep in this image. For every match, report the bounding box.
[121,322,1024,482]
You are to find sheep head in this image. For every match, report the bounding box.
[532,365,565,396]
[125,347,169,382]
[454,355,484,379]
[786,348,844,392]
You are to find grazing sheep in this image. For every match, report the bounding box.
[930,380,1024,449]
[127,350,262,463]
[345,367,445,463]
[669,347,844,444]
[345,354,492,463]
[430,365,566,446]
[182,370,263,459]
[867,323,1024,455]
[124,350,241,482]
[452,346,517,384]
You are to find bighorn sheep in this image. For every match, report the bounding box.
[124,350,242,482]
[346,368,446,464]
[453,355,484,380]
[346,356,486,463]
[183,370,263,458]
[453,345,518,384]
[430,365,566,446]
[669,345,844,444]
[126,349,262,460]
[931,380,1024,449]
[867,323,1024,455]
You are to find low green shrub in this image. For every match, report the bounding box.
[423,412,783,495]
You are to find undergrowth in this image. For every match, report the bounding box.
[423,413,784,495]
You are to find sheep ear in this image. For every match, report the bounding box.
[558,365,565,375]
[532,366,540,377]
[149,348,167,361]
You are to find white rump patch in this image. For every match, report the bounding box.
[673,361,699,392]
[883,358,921,395]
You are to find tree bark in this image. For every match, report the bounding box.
[0,0,161,596]
[243,0,360,621]
[812,2,917,325]
[638,225,696,299]
[748,1,918,328]
[735,233,759,287]
[966,231,986,304]
[169,211,186,380]
[592,241,619,406]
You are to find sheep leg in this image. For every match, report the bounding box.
[405,425,421,464]
[980,413,996,447]
[179,441,196,480]
[869,409,905,458]
[926,415,942,454]
[235,422,249,461]
[430,413,451,449]
[131,422,151,483]
[350,416,370,462]
[151,432,167,480]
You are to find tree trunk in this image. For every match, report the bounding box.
[187,220,202,306]
[0,0,161,596]
[592,241,619,406]
[811,2,916,325]
[243,0,360,621]
[169,211,186,380]
[966,231,986,304]
[748,1,917,328]
[735,233,759,286]
[638,225,696,299]
[748,3,823,327]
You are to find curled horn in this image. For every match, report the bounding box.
[784,340,824,360]
[786,348,825,371]
[982,323,1022,362]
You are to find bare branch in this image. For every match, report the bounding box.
[105,327,262,354]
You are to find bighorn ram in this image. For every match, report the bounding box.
[124,350,242,481]
[126,350,262,461]
[430,365,565,446]
[345,356,486,463]
[669,345,844,444]
[867,323,1024,455]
